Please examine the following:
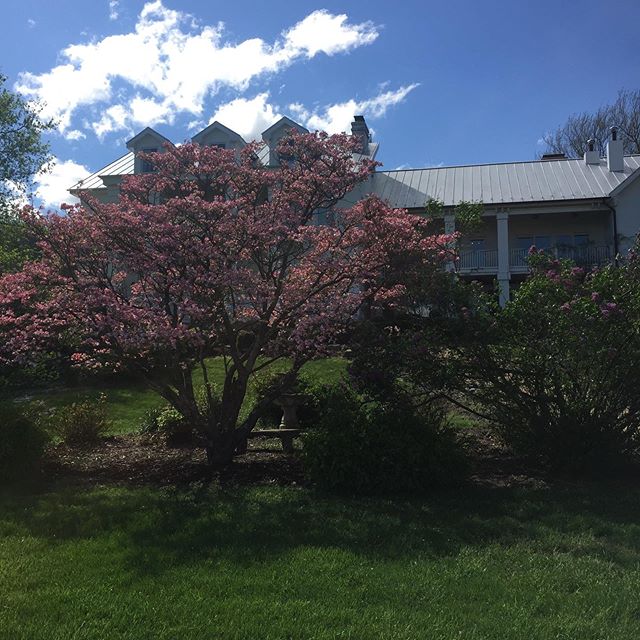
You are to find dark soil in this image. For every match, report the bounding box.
[42,434,305,489]
[39,425,550,491]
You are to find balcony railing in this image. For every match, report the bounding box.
[458,249,498,271]
[458,246,614,273]
[511,245,613,269]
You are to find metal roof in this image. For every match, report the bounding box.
[70,141,380,192]
[371,155,640,208]
[70,153,134,191]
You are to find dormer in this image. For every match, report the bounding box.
[191,121,246,151]
[261,116,308,166]
[126,127,173,174]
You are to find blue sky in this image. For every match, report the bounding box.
[2,0,640,207]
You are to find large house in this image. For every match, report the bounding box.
[70,116,640,305]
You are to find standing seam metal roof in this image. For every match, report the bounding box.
[371,156,640,208]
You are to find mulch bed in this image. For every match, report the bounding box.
[40,427,548,491]
[42,434,305,489]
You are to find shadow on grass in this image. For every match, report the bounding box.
[1,481,640,577]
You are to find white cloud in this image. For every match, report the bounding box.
[282,10,378,57]
[15,1,379,140]
[289,84,420,133]
[109,1,119,20]
[208,93,282,141]
[65,129,86,141]
[34,159,90,209]
[27,18,36,28]
[93,104,130,139]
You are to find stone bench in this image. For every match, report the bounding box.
[237,429,301,454]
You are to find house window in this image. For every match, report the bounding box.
[210,143,226,149]
[470,239,485,252]
[141,148,158,173]
[516,237,533,250]
[574,234,589,246]
[536,236,551,251]
[517,236,551,252]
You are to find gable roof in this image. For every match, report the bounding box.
[261,116,308,139]
[125,127,172,151]
[372,155,640,208]
[191,121,246,145]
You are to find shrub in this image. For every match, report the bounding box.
[138,389,220,445]
[51,394,110,447]
[458,249,640,472]
[302,384,466,494]
[156,405,193,445]
[0,405,49,483]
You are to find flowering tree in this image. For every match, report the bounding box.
[0,132,451,467]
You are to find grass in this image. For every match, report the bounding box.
[1,483,639,639]
[0,357,348,435]
[2,357,639,637]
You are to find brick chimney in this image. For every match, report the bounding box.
[606,127,624,172]
[351,115,370,154]
[584,138,599,165]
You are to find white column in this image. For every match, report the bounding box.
[444,213,456,272]
[496,211,510,306]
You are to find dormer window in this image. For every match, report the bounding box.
[141,148,158,173]
[126,127,173,175]
[277,138,296,165]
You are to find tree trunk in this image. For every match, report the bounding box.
[205,429,243,470]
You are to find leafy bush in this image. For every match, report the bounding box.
[51,394,110,447]
[138,406,164,434]
[302,384,466,494]
[137,389,220,445]
[0,405,49,483]
[458,249,640,472]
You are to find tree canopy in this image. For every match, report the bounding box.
[541,89,640,158]
[0,74,54,200]
[0,132,452,467]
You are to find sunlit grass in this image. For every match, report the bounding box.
[0,357,348,435]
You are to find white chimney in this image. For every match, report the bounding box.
[584,138,599,165]
[606,127,624,172]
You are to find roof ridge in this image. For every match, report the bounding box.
[381,155,640,173]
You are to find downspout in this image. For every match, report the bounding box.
[602,198,619,264]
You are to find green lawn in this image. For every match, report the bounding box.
[1,483,639,639]
[0,357,348,434]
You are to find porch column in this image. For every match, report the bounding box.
[444,213,456,272]
[496,211,510,306]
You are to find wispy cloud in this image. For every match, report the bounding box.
[16,1,379,140]
[27,18,36,28]
[108,1,120,21]
[289,84,420,134]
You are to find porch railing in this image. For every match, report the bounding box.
[510,245,613,269]
[458,249,498,271]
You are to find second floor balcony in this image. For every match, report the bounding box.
[458,245,613,274]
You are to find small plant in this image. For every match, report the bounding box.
[0,405,49,483]
[138,405,164,434]
[52,394,110,447]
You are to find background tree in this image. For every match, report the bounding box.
[0,133,452,468]
[541,88,640,158]
[0,74,53,273]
